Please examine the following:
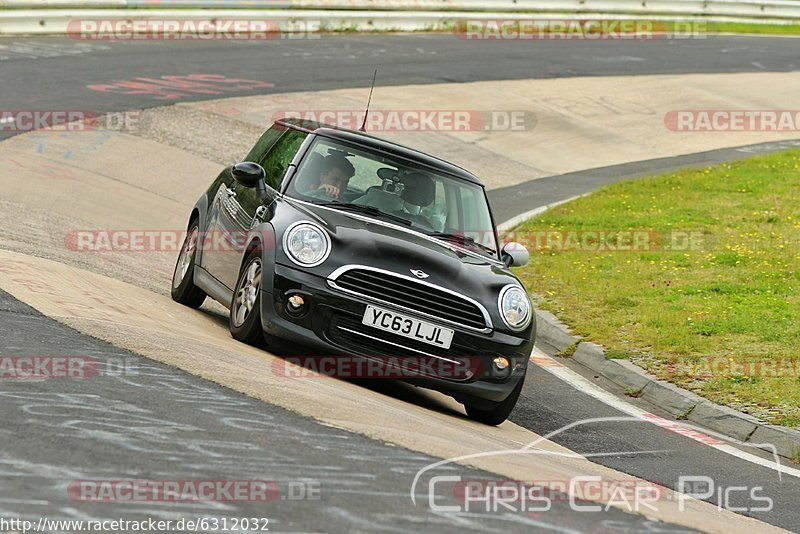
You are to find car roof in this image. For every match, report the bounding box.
[275,118,485,186]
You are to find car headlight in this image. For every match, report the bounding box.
[498,285,531,331]
[283,221,331,267]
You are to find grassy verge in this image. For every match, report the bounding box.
[514,149,800,427]
[705,21,800,35]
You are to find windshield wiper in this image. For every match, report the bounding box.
[316,202,413,226]
[429,232,497,255]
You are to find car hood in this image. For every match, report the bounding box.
[275,199,522,300]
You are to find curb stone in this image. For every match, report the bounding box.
[532,309,579,354]
[600,358,651,392]
[571,341,607,370]
[749,426,800,460]
[640,379,705,418]
[533,309,800,460]
[688,402,760,443]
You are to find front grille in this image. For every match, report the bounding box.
[330,268,489,331]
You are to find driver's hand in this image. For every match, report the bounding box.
[319,183,341,199]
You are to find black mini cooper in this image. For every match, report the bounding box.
[171,118,534,424]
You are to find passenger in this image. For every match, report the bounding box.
[305,155,355,201]
[395,172,436,230]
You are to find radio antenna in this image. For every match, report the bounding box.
[359,69,378,132]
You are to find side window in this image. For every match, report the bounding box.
[244,124,285,164]
[260,130,308,189]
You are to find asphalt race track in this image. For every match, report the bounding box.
[1,33,800,533]
[2,289,673,533]
[1,33,799,141]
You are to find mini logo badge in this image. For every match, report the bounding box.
[410,269,429,279]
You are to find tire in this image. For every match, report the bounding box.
[171,220,207,308]
[229,250,266,346]
[464,375,525,426]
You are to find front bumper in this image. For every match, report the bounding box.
[260,263,533,406]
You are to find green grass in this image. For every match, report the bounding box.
[705,21,800,35]
[514,149,800,427]
[625,387,644,398]
[556,340,579,358]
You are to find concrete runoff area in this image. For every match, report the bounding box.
[2,289,697,533]
[0,251,786,533]
[2,34,800,151]
[2,73,800,532]
[2,72,799,298]
[133,72,800,189]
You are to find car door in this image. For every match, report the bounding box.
[204,125,308,290]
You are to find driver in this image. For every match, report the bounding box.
[305,155,355,201]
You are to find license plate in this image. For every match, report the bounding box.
[362,305,454,349]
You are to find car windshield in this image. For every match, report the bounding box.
[285,136,498,257]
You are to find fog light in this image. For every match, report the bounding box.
[493,357,510,371]
[287,294,305,312]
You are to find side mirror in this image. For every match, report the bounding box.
[501,242,530,267]
[232,162,266,188]
[232,162,269,202]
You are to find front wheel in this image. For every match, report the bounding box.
[171,221,207,308]
[464,376,524,426]
[229,250,265,346]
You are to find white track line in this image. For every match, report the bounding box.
[530,347,800,480]
[497,195,583,233]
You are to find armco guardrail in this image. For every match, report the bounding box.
[2,0,800,20]
[1,1,799,36]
